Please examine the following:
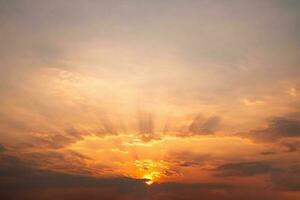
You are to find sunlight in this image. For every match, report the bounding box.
[143,171,161,185]
[134,160,168,184]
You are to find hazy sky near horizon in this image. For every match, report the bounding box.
[1,1,300,200]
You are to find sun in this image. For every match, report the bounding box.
[134,160,168,185]
[143,172,160,185]
[143,174,151,184]
[145,179,153,185]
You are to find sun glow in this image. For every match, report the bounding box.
[134,160,169,185]
[143,171,161,185]
[144,175,154,185]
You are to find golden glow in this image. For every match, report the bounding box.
[134,160,168,184]
[143,172,160,185]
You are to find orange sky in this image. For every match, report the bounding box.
[1,1,300,200]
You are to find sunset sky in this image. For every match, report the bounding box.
[1,0,300,199]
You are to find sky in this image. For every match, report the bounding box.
[0,0,300,199]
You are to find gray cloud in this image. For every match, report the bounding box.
[150,182,231,191]
[281,140,300,152]
[260,151,277,155]
[189,115,221,135]
[0,153,147,199]
[0,152,231,200]
[271,166,300,191]
[241,117,300,142]
[0,144,5,153]
[166,151,211,168]
[22,150,99,175]
[214,161,281,177]
[29,134,81,149]
[0,148,98,176]
[0,150,287,200]
[146,182,281,200]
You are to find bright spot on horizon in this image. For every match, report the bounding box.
[134,160,168,184]
[144,174,154,185]
[143,171,161,185]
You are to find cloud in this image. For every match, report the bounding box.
[214,161,281,177]
[0,152,228,200]
[166,151,211,168]
[241,117,300,142]
[188,115,221,135]
[22,150,99,175]
[29,133,81,149]
[146,186,283,200]
[271,166,300,191]
[0,144,5,153]
[0,153,147,199]
[0,154,35,177]
[280,140,300,152]
[0,153,288,200]
[0,145,107,178]
[150,182,231,191]
[260,151,276,155]
[21,127,90,150]
[0,154,233,200]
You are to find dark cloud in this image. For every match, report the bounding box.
[260,151,276,155]
[0,153,147,199]
[146,186,283,200]
[0,152,228,200]
[264,117,300,138]
[0,154,34,177]
[0,153,288,200]
[30,134,80,149]
[280,140,300,152]
[271,165,300,191]
[0,155,235,200]
[242,117,300,142]
[0,145,105,179]
[21,150,99,175]
[0,144,5,153]
[0,115,89,149]
[151,182,231,191]
[214,161,281,177]
[178,161,200,167]
[166,151,210,168]
[189,115,221,135]
[23,127,90,150]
